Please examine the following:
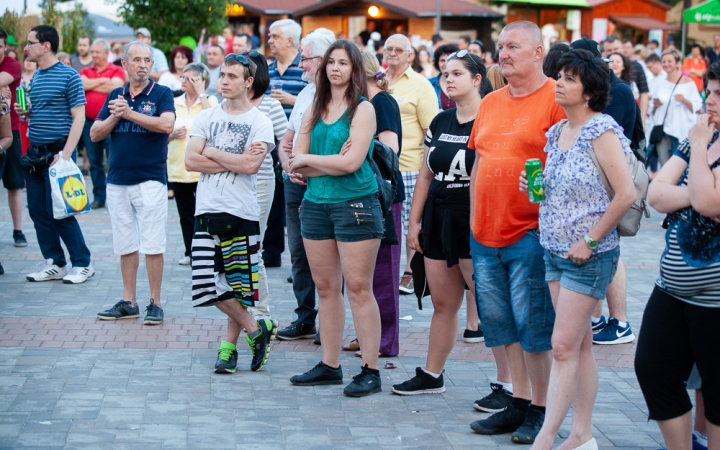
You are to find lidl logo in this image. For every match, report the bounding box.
[61,175,88,212]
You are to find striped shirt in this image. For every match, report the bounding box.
[256,95,288,181]
[28,61,86,145]
[266,52,307,118]
[658,136,720,308]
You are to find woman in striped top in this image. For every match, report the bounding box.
[635,63,720,450]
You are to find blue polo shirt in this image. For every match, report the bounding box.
[97,80,175,185]
[266,52,307,118]
[28,61,86,145]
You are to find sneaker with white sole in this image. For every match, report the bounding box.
[178,256,191,266]
[27,259,67,282]
[591,315,607,334]
[62,265,95,284]
[592,317,635,345]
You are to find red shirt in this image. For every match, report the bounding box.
[80,63,126,120]
[0,56,22,130]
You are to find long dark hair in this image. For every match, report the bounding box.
[307,40,368,131]
[609,52,632,85]
[243,51,269,100]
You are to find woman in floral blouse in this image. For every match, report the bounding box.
[520,49,636,450]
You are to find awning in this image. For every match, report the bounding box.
[683,0,720,23]
[492,0,590,7]
[611,15,680,30]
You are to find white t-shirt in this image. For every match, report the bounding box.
[288,83,316,147]
[158,71,182,91]
[191,104,276,221]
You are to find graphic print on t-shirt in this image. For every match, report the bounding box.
[200,114,254,193]
[424,110,475,192]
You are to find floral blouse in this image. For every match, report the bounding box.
[539,114,632,257]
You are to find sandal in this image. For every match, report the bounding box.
[342,338,360,351]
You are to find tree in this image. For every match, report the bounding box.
[0,9,21,38]
[115,0,227,53]
[60,2,95,54]
[39,0,63,30]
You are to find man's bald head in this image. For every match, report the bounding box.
[384,34,411,70]
[385,34,411,52]
[501,21,543,47]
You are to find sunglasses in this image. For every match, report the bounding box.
[238,50,261,58]
[447,50,481,73]
[223,53,251,66]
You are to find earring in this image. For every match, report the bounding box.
[584,101,588,108]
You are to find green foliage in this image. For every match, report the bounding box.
[39,0,63,29]
[0,9,21,37]
[115,0,227,53]
[60,3,95,54]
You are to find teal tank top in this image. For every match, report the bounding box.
[304,102,378,204]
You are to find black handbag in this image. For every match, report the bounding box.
[20,151,54,174]
[368,139,400,245]
[198,212,241,236]
[649,77,682,145]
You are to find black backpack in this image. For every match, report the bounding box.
[368,139,400,245]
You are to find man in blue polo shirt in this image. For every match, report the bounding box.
[16,25,93,284]
[91,41,175,325]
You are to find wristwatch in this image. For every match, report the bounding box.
[583,233,599,250]
[199,94,207,99]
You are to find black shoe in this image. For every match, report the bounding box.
[246,319,277,372]
[97,300,140,320]
[264,259,281,268]
[290,361,343,386]
[214,341,238,374]
[474,382,514,412]
[12,230,27,247]
[286,276,293,283]
[81,168,89,176]
[144,299,163,325]
[344,364,382,397]
[276,322,317,341]
[0,262,4,275]
[91,200,105,209]
[470,404,526,435]
[313,332,321,345]
[463,325,485,343]
[392,367,445,395]
[290,361,342,386]
[511,406,545,444]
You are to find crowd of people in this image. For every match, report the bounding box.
[0,18,718,450]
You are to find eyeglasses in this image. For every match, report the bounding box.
[384,47,405,54]
[25,40,40,47]
[447,49,481,73]
[300,56,320,64]
[223,53,251,66]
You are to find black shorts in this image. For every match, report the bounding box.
[0,131,24,190]
[421,205,471,266]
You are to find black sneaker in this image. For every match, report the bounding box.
[344,364,382,397]
[0,262,4,275]
[246,319,278,372]
[276,322,317,341]
[97,300,140,320]
[511,406,545,444]
[474,382,514,412]
[463,326,485,343]
[214,341,238,374]
[392,367,445,395]
[291,361,343,386]
[13,230,27,247]
[313,332,321,345]
[470,404,526,435]
[143,299,163,325]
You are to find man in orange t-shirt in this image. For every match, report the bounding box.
[468,21,566,444]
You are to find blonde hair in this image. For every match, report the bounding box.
[662,48,683,64]
[487,65,506,90]
[361,51,391,92]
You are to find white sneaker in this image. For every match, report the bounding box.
[27,259,67,282]
[62,264,95,284]
[178,256,191,265]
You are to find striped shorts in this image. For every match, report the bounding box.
[191,217,260,308]
[401,170,420,236]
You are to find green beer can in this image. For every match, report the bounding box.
[16,87,26,111]
[525,158,545,203]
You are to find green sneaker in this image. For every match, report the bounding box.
[214,341,238,374]
[246,319,278,372]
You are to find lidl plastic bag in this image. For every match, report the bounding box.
[48,158,91,219]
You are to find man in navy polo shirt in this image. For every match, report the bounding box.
[91,41,175,325]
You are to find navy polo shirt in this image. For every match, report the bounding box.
[266,52,307,118]
[97,80,175,185]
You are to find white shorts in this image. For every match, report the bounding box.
[107,181,168,255]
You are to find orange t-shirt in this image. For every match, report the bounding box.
[682,57,706,91]
[469,78,566,248]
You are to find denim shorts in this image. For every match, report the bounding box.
[544,246,620,300]
[299,196,383,243]
[470,230,555,353]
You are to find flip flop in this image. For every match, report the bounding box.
[342,338,360,351]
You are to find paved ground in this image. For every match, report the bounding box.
[0,181,672,449]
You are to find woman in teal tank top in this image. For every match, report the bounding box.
[287,40,384,397]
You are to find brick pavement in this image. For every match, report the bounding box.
[0,184,670,449]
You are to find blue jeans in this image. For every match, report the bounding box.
[285,180,317,326]
[25,147,91,267]
[470,230,555,353]
[81,119,111,203]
